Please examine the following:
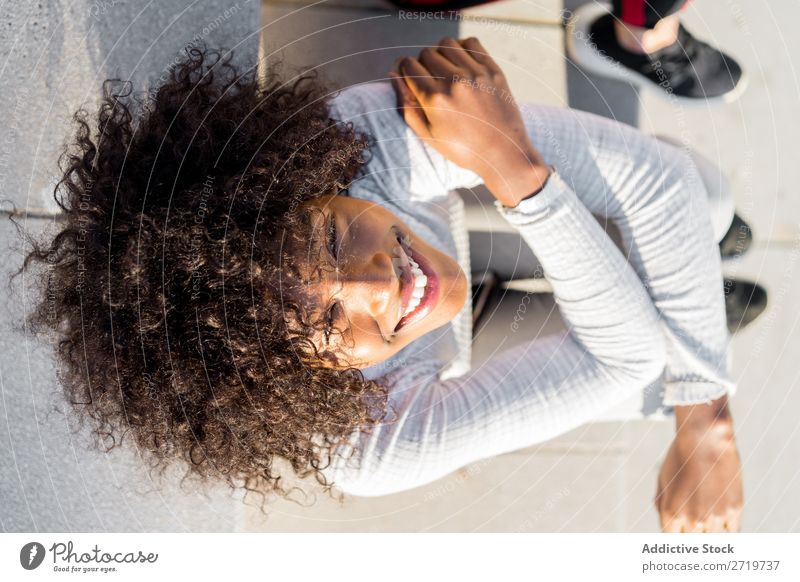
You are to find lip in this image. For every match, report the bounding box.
[394,239,440,333]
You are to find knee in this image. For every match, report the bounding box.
[684,149,735,243]
[655,135,735,243]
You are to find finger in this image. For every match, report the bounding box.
[659,504,681,532]
[388,71,403,106]
[707,515,726,533]
[459,37,499,70]
[437,37,479,71]
[388,72,431,140]
[397,57,441,104]
[722,518,741,533]
[725,508,743,532]
[661,514,683,533]
[418,46,460,79]
[388,70,419,109]
[688,519,705,533]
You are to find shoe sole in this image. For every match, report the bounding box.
[565,2,749,107]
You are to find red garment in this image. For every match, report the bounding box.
[615,0,689,29]
[387,0,498,11]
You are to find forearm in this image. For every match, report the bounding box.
[429,96,734,406]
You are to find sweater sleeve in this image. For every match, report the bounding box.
[325,171,667,497]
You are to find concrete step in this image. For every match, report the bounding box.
[261,2,566,104]
[264,0,563,24]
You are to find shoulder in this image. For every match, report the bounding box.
[328,82,402,137]
[330,82,483,199]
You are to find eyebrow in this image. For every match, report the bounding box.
[308,208,328,261]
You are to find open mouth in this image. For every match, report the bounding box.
[392,235,440,333]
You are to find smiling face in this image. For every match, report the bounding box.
[285,193,468,369]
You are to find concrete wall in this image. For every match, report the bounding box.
[0,0,260,532]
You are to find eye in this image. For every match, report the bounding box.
[323,302,338,346]
[327,212,338,263]
[323,306,333,345]
[322,211,343,347]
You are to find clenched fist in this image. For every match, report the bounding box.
[389,37,552,208]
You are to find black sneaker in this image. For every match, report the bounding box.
[718,213,753,259]
[566,2,747,104]
[724,279,767,333]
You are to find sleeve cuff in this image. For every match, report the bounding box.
[493,168,567,226]
[662,381,737,406]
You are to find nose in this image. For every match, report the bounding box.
[333,250,398,320]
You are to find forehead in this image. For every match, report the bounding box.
[288,204,326,275]
[279,205,332,317]
[280,192,369,308]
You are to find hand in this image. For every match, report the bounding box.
[655,396,744,532]
[389,37,551,207]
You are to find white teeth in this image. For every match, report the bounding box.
[403,268,428,318]
[403,296,420,318]
[394,242,430,321]
[408,259,427,290]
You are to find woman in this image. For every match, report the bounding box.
[23,40,742,532]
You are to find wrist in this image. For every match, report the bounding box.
[483,163,553,208]
[674,395,735,443]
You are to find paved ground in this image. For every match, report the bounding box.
[1,0,797,532]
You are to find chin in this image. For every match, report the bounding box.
[438,264,469,325]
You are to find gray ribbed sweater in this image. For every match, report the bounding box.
[321,82,734,497]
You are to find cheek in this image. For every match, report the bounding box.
[354,338,404,370]
[345,335,387,368]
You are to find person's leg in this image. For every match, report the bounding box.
[612,0,686,54]
[654,135,734,244]
[612,0,686,30]
[566,1,746,103]
[468,136,766,334]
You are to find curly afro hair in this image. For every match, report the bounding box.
[19,47,390,504]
